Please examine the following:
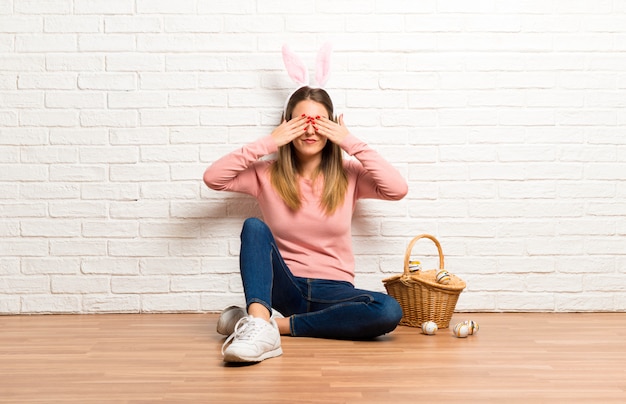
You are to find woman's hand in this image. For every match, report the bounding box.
[315,114,350,145]
[271,115,308,147]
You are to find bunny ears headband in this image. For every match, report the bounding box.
[282,43,332,88]
[281,43,332,116]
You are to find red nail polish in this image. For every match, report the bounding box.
[301,114,306,117]
[316,116,320,119]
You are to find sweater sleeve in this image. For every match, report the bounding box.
[340,133,408,201]
[203,135,278,197]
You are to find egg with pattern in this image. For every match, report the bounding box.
[464,320,479,335]
[436,269,451,285]
[452,322,469,338]
[421,321,438,335]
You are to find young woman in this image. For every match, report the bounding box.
[203,86,408,363]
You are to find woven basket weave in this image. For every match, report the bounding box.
[383,234,466,329]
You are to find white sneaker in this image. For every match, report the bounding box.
[216,306,246,336]
[216,305,284,336]
[221,316,282,363]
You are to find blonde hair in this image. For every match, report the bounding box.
[270,87,348,215]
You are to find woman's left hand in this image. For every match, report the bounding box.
[315,114,350,145]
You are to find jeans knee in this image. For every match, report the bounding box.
[242,217,264,231]
[378,295,403,331]
[241,217,268,239]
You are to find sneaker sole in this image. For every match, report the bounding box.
[223,346,283,363]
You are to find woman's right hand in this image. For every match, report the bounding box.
[271,115,308,147]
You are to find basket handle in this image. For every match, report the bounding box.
[403,234,445,276]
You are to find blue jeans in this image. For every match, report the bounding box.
[238,217,403,339]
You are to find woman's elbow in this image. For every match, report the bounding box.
[393,181,409,200]
[203,168,221,191]
[380,182,408,201]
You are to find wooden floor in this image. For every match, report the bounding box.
[1,313,625,403]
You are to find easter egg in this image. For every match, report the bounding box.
[421,321,438,335]
[452,322,469,338]
[436,269,451,285]
[464,320,479,335]
[409,260,421,272]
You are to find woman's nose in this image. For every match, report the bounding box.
[304,116,318,134]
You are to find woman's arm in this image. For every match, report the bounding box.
[203,135,277,196]
[204,116,307,196]
[203,116,308,195]
[342,133,408,201]
[315,115,408,200]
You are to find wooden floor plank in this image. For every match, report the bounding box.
[1,313,625,403]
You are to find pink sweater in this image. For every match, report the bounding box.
[203,133,408,284]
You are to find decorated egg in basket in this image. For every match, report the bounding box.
[436,269,451,285]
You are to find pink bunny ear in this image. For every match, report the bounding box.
[282,44,309,86]
[315,42,332,87]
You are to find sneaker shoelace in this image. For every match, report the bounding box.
[221,316,262,355]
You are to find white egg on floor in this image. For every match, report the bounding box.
[421,321,438,335]
[452,322,469,338]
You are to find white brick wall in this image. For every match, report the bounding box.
[1,1,625,314]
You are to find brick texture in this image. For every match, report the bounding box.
[1,1,625,314]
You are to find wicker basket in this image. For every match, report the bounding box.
[383,234,466,329]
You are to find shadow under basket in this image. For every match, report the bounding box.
[383,234,466,329]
